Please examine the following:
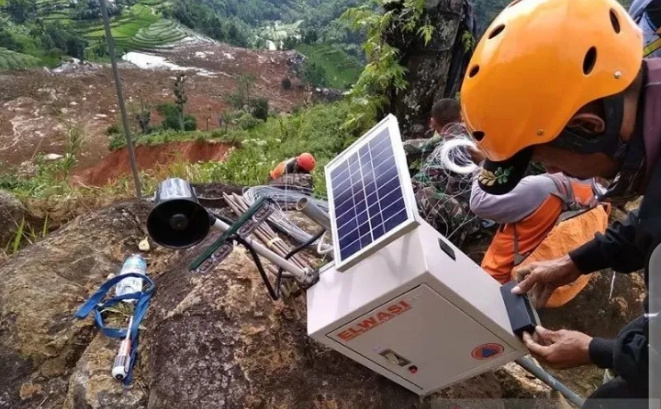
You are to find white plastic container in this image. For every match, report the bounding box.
[115,255,147,303]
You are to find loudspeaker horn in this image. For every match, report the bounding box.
[147,178,213,249]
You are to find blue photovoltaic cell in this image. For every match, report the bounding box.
[330,128,408,262]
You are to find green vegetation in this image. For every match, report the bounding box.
[130,19,188,49]
[295,43,362,89]
[0,101,368,202]
[0,47,41,69]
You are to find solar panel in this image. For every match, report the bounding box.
[326,114,418,271]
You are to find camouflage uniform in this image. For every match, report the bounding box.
[403,130,484,248]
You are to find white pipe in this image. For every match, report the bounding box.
[211,219,308,281]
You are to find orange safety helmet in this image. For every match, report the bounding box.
[297,152,316,172]
[460,0,643,163]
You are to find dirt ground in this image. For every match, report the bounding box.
[0,43,308,172]
[539,269,647,398]
[72,140,234,186]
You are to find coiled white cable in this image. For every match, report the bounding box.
[438,137,479,175]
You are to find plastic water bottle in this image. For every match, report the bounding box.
[115,255,147,303]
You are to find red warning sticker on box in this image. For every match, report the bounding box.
[471,343,504,360]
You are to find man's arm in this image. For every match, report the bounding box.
[469,170,558,224]
[589,315,650,387]
[568,209,647,274]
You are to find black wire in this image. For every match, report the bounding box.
[274,228,325,298]
[233,235,278,300]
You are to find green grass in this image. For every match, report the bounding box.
[295,43,363,89]
[0,48,43,70]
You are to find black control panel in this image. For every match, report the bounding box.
[500,281,540,338]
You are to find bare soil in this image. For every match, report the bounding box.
[72,140,233,186]
[0,43,308,172]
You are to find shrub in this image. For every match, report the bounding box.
[250,98,269,121]
[156,103,197,131]
[281,77,292,90]
[236,112,263,130]
[106,123,120,135]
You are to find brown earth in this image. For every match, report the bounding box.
[72,140,234,186]
[0,43,308,172]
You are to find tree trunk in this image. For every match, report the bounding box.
[179,109,185,131]
[383,0,477,140]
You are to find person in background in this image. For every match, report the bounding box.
[268,153,316,181]
[630,0,661,57]
[405,98,487,247]
[403,98,469,162]
[460,0,657,405]
[470,167,610,308]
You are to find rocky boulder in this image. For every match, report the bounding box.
[0,200,156,409]
[0,197,646,409]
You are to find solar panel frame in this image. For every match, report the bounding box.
[325,114,419,272]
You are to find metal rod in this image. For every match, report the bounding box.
[296,198,331,232]
[100,0,142,198]
[515,357,585,408]
[211,219,307,281]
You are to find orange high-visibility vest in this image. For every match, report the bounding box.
[269,157,299,180]
[481,175,611,308]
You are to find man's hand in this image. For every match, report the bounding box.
[468,146,486,164]
[512,255,582,308]
[522,326,592,369]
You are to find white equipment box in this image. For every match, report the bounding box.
[306,114,529,396]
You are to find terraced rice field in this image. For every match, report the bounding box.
[25,1,193,55]
[0,48,43,70]
[295,43,363,89]
[131,20,192,49]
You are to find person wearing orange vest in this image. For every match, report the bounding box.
[460,0,658,405]
[470,170,610,308]
[268,153,316,181]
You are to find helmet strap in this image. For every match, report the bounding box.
[546,63,649,203]
[598,63,649,203]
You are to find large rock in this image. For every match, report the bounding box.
[1,197,622,409]
[0,200,154,409]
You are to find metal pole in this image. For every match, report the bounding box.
[515,357,586,408]
[211,219,309,281]
[296,198,332,232]
[99,0,142,198]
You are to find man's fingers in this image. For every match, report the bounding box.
[535,326,559,343]
[522,332,552,358]
[512,269,536,295]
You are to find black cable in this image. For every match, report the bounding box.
[233,235,278,301]
[275,228,325,298]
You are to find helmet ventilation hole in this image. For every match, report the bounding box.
[610,9,621,33]
[472,131,485,141]
[583,47,597,75]
[488,24,505,39]
[469,65,480,78]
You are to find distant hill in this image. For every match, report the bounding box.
[0,0,366,90]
